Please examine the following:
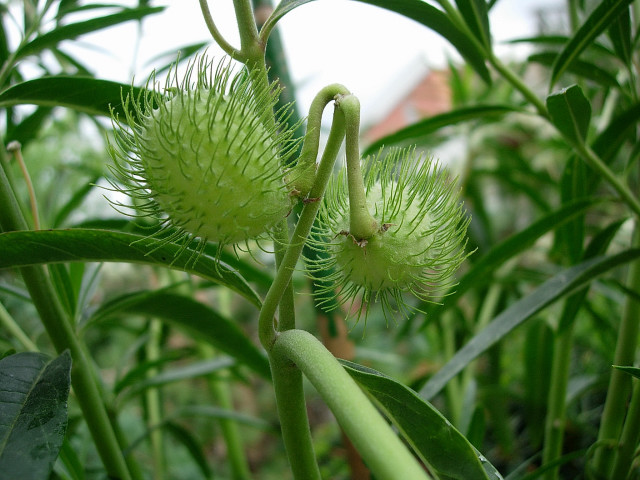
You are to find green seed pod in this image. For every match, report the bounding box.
[308,148,470,319]
[107,56,298,252]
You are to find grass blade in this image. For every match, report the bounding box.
[551,0,634,86]
[420,248,640,400]
[0,229,262,308]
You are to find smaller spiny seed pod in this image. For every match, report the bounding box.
[308,148,470,320]
[106,56,298,255]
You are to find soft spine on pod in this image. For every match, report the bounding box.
[308,147,470,319]
[106,56,299,252]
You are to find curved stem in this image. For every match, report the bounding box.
[489,54,548,118]
[199,0,240,58]
[258,106,346,480]
[287,83,350,197]
[573,143,640,219]
[259,105,346,349]
[272,330,431,480]
[337,94,377,240]
[232,0,264,63]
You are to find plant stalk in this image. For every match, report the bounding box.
[592,223,640,477]
[610,378,640,479]
[0,149,133,480]
[259,107,346,479]
[0,301,38,351]
[542,323,575,480]
[272,329,431,480]
[337,93,377,240]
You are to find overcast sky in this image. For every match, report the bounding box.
[65,0,563,127]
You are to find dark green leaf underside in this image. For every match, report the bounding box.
[0,351,72,479]
[343,360,501,480]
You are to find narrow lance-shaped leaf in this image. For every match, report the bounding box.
[363,105,519,156]
[15,6,164,60]
[546,85,591,146]
[263,0,492,83]
[455,0,492,51]
[0,351,72,479]
[0,229,262,308]
[0,77,151,122]
[529,52,620,89]
[90,290,271,379]
[421,248,640,400]
[342,360,502,480]
[607,6,632,63]
[551,0,634,86]
[613,366,640,380]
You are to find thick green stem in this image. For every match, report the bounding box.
[259,102,346,349]
[542,323,575,480]
[232,0,263,62]
[610,379,640,479]
[268,352,322,480]
[146,319,165,480]
[198,0,239,58]
[573,143,640,219]
[592,224,640,477]
[272,329,431,480]
[258,108,345,480]
[0,151,132,480]
[489,55,548,118]
[337,94,377,240]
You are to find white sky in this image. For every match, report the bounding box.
[61,0,562,127]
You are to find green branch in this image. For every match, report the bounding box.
[272,329,431,480]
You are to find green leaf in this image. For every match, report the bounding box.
[0,229,262,308]
[613,365,640,380]
[546,85,591,145]
[264,0,492,83]
[508,35,614,57]
[0,351,72,479]
[15,6,164,60]
[607,6,632,64]
[551,0,634,86]
[0,77,146,121]
[116,357,237,397]
[455,0,491,50]
[90,290,270,379]
[342,360,502,480]
[420,248,640,400]
[529,52,620,89]
[363,105,518,155]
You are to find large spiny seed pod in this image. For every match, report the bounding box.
[308,148,470,320]
[106,56,298,252]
